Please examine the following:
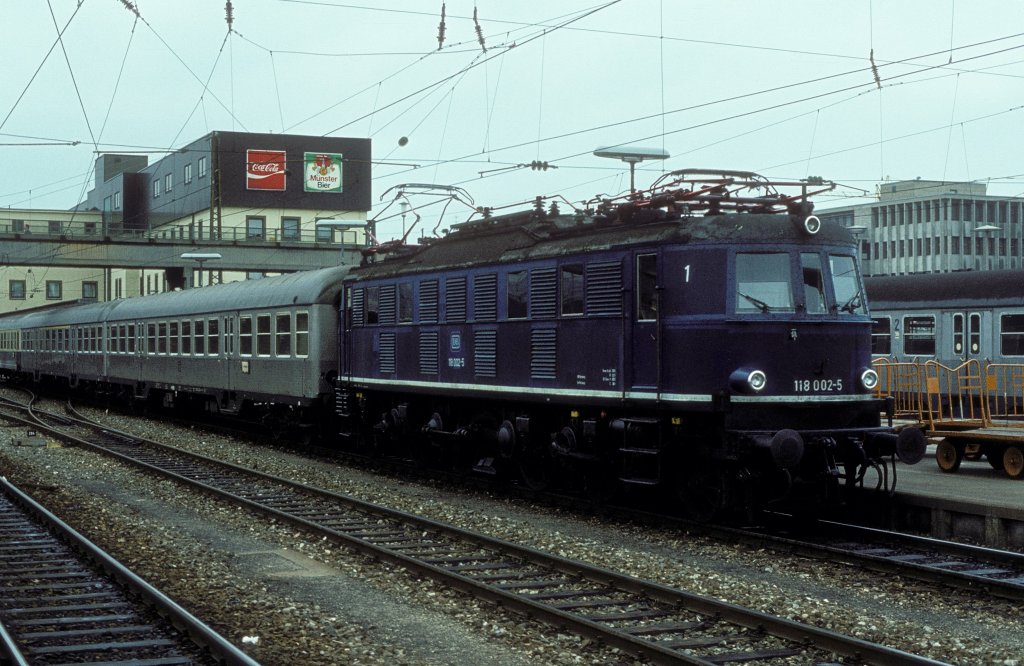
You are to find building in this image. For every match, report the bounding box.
[1,131,371,314]
[817,179,1024,276]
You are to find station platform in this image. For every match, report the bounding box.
[883,446,1024,548]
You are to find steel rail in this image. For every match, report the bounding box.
[0,475,260,666]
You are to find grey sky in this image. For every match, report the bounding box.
[3,1,1023,240]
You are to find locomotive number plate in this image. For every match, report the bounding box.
[793,378,843,392]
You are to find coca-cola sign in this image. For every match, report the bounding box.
[304,152,343,193]
[247,149,287,190]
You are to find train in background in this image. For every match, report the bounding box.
[0,170,926,520]
[865,270,1024,365]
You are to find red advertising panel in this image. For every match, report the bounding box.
[246,149,287,190]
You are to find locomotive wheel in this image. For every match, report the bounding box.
[1003,446,1024,480]
[964,443,983,461]
[935,439,964,473]
[678,467,726,523]
[517,443,552,491]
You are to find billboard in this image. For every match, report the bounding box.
[246,149,287,191]
[304,152,343,193]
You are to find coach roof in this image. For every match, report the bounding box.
[866,269,1024,309]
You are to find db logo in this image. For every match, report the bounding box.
[247,150,286,190]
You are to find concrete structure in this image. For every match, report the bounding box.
[1,131,372,314]
[817,179,1024,276]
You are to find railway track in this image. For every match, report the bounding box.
[0,475,259,666]
[732,517,1024,602]
[0,394,946,665]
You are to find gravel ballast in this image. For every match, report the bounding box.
[1,404,1022,665]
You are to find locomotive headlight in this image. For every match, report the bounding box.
[860,368,879,391]
[730,367,767,394]
[803,214,821,235]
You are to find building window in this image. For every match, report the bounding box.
[114,191,121,209]
[45,280,62,300]
[198,156,208,178]
[153,179,161,198]
[316,223,332,242]
[12,219,25,233]
[48,220,62,234]
[9,280,26,300]
[184,163,193,184]
[165,173,173,192]
[281,217,300,241]
[82,281,98,299]
[246,216,266,240]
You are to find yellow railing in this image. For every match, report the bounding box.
[874,358,1024,430]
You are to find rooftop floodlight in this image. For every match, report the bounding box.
[593,145,670,193]
[973,224,1000,233]
[181,252,222,287]
[847,224,868,235]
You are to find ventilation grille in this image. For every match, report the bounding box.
[473,273,497,321]
[530,328,556,380]
[379,285,397,325]
[445,276,467,322]
[419,331,439,375]
[474,329,497,378]
[350,288,366,325]
[586,261,623,315]
[420,280,439,323]
[530,268,557,319]
[379,332,396,374]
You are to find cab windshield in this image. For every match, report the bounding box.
[734,251,866,315]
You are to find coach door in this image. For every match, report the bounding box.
[952,312,982,360]
[630,252,660,391]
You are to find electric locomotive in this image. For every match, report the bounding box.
[337,170,926,518]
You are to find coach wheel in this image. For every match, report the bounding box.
[935,439,964,473]
[964,443,982,461]
[1003,446,1024,480]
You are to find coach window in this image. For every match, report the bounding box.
[735,253,793,314]
[127,324,136,353]
[158,322,168,354]
[295,312,309,357]
[398,283,413,323]
[226,317,235,354]
[507,271,527,319]
[169,321,179,355]
[240,316,253,356]
[181,320,192,355]
[953,314,964,354]
[276,313,291,356]
[1001,315,1024,356]
[800,253,826,314]
[903,316,936,355]
[208,318,220,355]
[194,320,205,355]
[257,314,272,356]
[560,264,584,316]
[871,318,891,355]
[147,323,157,354]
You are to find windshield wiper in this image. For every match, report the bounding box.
[738,291,771,313]
[838,289,863,314]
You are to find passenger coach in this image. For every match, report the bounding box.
[0,266,348,430]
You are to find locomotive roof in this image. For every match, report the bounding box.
[865,269,1024,309]
[0,266,351,329]
[352,209,854,279]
